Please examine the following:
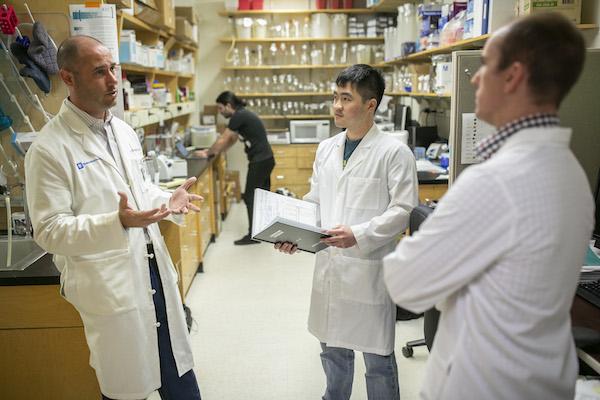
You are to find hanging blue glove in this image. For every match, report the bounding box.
[10,40,50,93]
[0,106,13,131]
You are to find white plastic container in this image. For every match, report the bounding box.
[191,125,217,148]
[235,18,253,39]
[330,14,347,38]
[253,18,268,38]
[432,54,452,95]
[311,13,330,38]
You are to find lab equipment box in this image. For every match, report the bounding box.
[517,0,581,24]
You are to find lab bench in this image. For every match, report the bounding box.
[270,144,449,202]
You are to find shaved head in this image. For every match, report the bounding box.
[57,35,104,71]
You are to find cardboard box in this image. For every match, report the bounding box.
[157,0,176,31]
[176,17,194,42]
[518,0,581,24]
[134,0,162,26]
[175,6,197,25]
[137,0,158,9]
[106,0,133,9]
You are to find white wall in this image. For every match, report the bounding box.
[582,0,600,48]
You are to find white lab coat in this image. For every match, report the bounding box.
[304,124,418,355]
[25,103,193,399]
[383,127,595,400]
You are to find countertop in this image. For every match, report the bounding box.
[418,171,449,185]
[0,253,59,286]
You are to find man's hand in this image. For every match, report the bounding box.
[169,177,203,214]
[275,242,299,255]
[118,192,171,228]
[193,149,210,159]
[321,225,357,249]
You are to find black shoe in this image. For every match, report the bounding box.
[234,235,260,245]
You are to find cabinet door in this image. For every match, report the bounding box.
[272,145,298,158]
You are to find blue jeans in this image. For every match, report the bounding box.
[102,245,201,400]
[320,343,400,400]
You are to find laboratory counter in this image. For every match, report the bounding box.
[0,253,58,286]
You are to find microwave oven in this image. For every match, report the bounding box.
[289,120,330,143]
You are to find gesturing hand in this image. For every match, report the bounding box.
[118,192,171,228]
[169,177,203,214]
[321,225,357,249]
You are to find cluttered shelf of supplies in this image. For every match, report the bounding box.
[383,24,597,65]
[220,36,384,43]
[222,63,388,70]
[219,8,375,16]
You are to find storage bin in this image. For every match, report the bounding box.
[238,0,251,10]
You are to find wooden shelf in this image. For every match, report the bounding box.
[387,91,450,99]
[222,63,388,71]
[121,64,191,78]
[260,114,332,120]
[174,41,199,52]
[238,92,331,97]
[124,102,196,128]
[219,8,376,17]
[369,0,410,12]
[119,12,169,38]
[220,36,384,43]
[385,35,490,64]
[384,24,597,65]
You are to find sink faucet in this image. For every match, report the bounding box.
[0,183,32,237]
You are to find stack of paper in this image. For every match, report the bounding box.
[252,189,330,253]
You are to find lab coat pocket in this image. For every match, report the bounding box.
[422,355,453,400]
[338,256,388,305]
[71,250,135,316]
[346,177,381,210]
[312,251,329,293]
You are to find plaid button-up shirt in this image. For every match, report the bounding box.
[475,113,560,161]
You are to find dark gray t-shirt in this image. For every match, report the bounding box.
[228,108,273,163]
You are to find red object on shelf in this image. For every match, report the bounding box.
[329,0,341,9]
[252,0,264,10]
[238,0,252,10]
[0,5,18,35]
[343,0,353,8]
[316,0,327,10]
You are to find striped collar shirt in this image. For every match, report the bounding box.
[475,113,560,161]
[64,99,127,179]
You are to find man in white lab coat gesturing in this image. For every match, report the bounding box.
[25,36,202,399]
[383,13,595,400]
[276,64,418,400]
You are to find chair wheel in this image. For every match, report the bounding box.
[402,346,414,358]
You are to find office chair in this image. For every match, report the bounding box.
[400,204,441,358]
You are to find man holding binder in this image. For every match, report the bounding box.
[276,64,418,400]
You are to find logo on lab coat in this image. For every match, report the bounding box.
[76,158,100,170]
